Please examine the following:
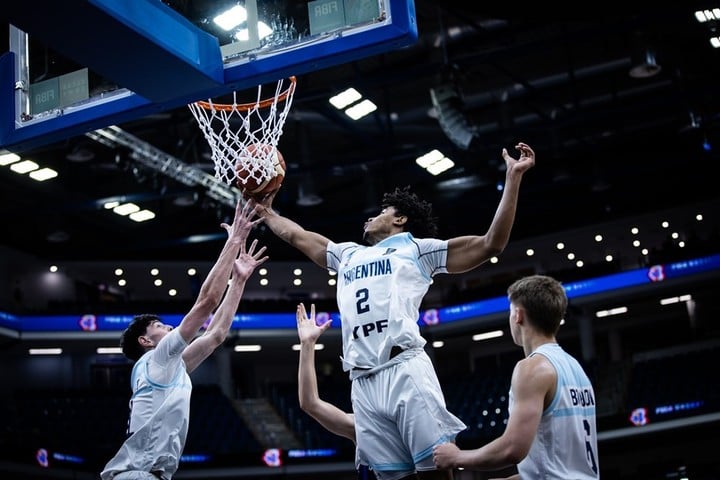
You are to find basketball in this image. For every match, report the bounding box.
[235,144,286,199]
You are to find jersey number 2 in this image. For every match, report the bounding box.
[355,288,370,314]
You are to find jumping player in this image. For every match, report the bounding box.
[252,142,535,480]
[101,200,267,480]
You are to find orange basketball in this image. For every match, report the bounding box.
[235,144,286,199]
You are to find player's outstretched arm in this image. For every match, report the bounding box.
[250,192,330,268]
[178,199,263,343]
[446,142,535,274]
[183,240,268,373]
[296,303,355,442]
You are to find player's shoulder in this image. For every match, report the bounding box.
[328,240,362,251]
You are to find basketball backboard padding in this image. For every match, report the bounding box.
[4,0,224,103]
[0,0,418,154]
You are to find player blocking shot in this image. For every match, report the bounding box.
[250,142,536,479]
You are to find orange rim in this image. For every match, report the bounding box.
[194,76,296,112]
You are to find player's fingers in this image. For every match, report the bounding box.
[297,303,306,321]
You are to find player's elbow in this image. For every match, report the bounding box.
[502,440,531,465]
[504,448,527,465]
[204,328,227,348]
[192,296,219,316]
[298,396,313,412]
[483,240,505,258]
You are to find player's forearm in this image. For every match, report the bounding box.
[260,208,305,245]
[298,341,321,411]
[181,276,246,372]
[460,440,523,471]
[260,209,329,267]
[483,173,522,251]
[204,276,246,340]
[196,237,242,304]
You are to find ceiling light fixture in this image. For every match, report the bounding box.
[629,32,662,78]
[416,149,454,176]
[430,83,477,149]
[213,5,247,30]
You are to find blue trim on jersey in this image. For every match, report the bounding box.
[129,354,147,388]
[129,349,185,400]
[378,233,439,283]
[554,406,597,417]
[131,385,153,400]
[371,460,415,471]
[142,357,184,389]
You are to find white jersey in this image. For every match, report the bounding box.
[512,343,599,479]
[326,232,448,375]
[101,328,191,480]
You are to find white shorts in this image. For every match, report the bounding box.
[351,349,467,480]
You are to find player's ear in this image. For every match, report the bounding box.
[393,215,407,227]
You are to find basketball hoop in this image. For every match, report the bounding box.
[188,76,296,188]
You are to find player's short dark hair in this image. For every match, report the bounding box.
[121,313,161,361]
[381,186,438,238]
[507,275,567,335]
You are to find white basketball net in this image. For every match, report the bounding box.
[188,76,296,186]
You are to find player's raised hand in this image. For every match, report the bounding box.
[502,142,535,176]
[296,303,332,345]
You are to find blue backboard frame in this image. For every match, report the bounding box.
[0,0,418,153]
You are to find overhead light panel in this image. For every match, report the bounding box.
[129,210,156,222]
[234,22,272,41]
[97,347,123,354]
[345,99,377,120]
[10,160,39,174]
[29,348,62,355]
[416,149,454,176]
[234,345,262,352]
[0,152,20,165]
[29,168,58,181]
[214,5,247,30]
[329,88,362,109]
[113,203,140,216]
[328,88,376,120]
[595,306,628,317]
[472,330,503,341]
[694,8,720,22]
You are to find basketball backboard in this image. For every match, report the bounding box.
[0,0,417,153]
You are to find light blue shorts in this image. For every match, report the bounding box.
[351,349,467,480]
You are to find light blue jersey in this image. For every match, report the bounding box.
[327,232,465,480]
[101,328,191,480]
[512,343,600,479]
[326,232,448,374]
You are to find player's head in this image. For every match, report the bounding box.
[380,186,438,238]
[121,313,164,361]
[507,275,567,336]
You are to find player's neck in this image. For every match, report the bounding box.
[523,333,557,356]
[364,230,402,245]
